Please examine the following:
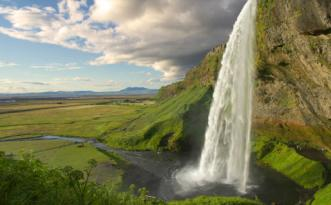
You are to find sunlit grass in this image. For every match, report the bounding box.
[253,137,326,189]
[0,99,144,139]
[0,140,123,185]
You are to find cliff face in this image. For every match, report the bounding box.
[151,0,331,152]
[254,0,331,150]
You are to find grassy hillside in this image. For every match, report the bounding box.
[105,45,225,152]
[107,87,211,151]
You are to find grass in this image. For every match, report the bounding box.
[0,140,111,169]
[0,140,123,185]
[253,137,326,189]
[106,87,210,151]
[0,93,210,152]
[311,183,331,205]
[0,98,144,139]
[168,196,262,205]
[253,121,331,152]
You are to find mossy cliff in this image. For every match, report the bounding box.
[254,0,331,151]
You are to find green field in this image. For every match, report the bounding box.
[0,97,157,185]
[0,139,123,185]
[0,140,111,169]
[0,98,146,139]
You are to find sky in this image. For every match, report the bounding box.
[0,0,245,93]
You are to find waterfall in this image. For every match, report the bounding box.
[175,0,257,193]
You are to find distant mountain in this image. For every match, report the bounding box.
[116,87,158,95]
[0,87,158,99]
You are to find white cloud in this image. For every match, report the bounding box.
[0,0,245,80]
[23,81,50,86]
[0,60,17,68]
[31,63,80,71]
[72,76,91,81]
[0,77,101,93]
[58,0,87,23]
[0,79,51,93]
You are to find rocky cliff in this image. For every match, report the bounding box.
[254,0,331,151]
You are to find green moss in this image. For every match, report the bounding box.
[253,138,326,189]
[256,0,275,69]
[253,122,331,152]
[312,183,331,205]
[168,196,262,205]
[308,36,331,69]
[278,90,297,109]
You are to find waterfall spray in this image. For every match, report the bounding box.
[175,0,257,193]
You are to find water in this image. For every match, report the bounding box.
[175,0,257,193]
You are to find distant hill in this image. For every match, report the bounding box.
[116,87,158,95]
[0,87,158,99]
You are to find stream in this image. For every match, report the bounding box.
[0,136,310,205]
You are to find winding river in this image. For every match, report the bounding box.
[0,136,309,204]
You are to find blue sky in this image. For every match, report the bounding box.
[0,32,163,93]
[0,0,244,93]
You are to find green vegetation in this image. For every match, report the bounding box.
[253,122,331,153]
[311,183,331,205]
[0,140,123,185]
[253,137,326,189]
[308,36,331,69]
[106,45,224,152]
[0,154,164,205]
[0,140,111,170]
[0,99,144,139]
[256,0,275,70]
[107,87,211,151]
[169,196,262,205]
[0,154,260,205]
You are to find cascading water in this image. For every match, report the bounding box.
[175,0,257,193]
